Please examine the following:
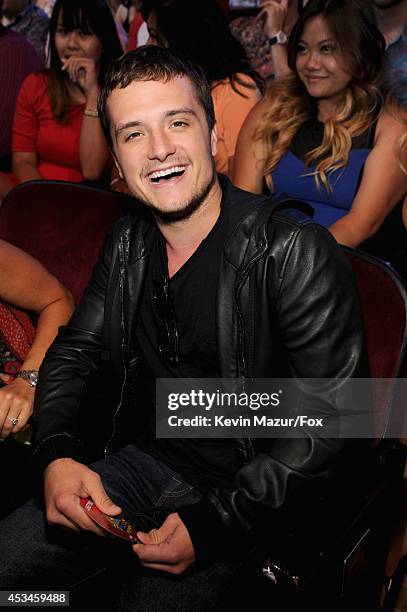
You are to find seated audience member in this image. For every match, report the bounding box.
[0,0,50,62]
[0,239,74,439]
[230,0,301,81]
[0,238,73,520]
[374,0,407,233]
[233,0,407,278]
[374,0,407,105]
[0,46,367,609]
[140,0,265,175]
[0,24,43,173]
[106,0,130,50]
[0,0,123,203]
[127,0,148,50]
[34,0,55,17]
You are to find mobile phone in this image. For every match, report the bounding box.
[80,497,140,543]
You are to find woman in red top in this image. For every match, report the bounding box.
[0,0,123,201]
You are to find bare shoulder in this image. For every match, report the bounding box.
[375,109,406,143]
[238,98,269,143]
[245,97,269,126]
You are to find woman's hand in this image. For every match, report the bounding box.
[0,377,34,439]
[257,0,289,38]
[61,56,99,99]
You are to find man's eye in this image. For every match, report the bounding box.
[171,120,187,128]
[125,132,142,142]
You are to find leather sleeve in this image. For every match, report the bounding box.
[31,224,120,473]
[232,223,368,525]
[181,222,369,560]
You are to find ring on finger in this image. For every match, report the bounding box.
[7,416,19,426]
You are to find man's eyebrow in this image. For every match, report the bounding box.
[165,107,198,119]
[115,120,142,137]
[115,108,198,136]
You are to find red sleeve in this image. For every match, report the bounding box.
[12,73,45,153]
[127,12,144,51]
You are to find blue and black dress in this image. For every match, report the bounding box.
[268,112,406,278]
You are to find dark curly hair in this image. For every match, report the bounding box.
[98,45,215,148]
[140,0,265,96]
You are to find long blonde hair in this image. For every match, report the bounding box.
[255,76,383,194]
[255,0,407,193]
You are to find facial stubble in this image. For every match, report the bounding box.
[136,160,217,224]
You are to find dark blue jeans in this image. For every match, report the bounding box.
[0,445,256,611]
[90,444,204,531]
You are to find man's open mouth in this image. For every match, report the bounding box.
[148,165,186,184]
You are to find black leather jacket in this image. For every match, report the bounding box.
[32,177,367,560]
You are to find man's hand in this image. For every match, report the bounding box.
[133,513,195,575]
[0,378,34,438]
[44,458,121,535]
[257,0,289,38]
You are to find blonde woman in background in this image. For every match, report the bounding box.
[234,0,407,278]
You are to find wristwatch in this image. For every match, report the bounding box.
[268,31,288,46]
[17,370,39,387]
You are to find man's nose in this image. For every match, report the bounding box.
[148,130,176,161]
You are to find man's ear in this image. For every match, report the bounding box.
[112,154,124,180]
[210,125,218,157]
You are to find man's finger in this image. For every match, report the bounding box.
[136,528,163,545]
[76,512,107,536]
[47,510,81,532]
[90,488,122,516]
[138,561,179,573]
[53,502,106,536]
[132,541,175,564]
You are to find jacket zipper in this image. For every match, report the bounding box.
[234,244,267,377]
[233,246,267,462]
[104,240,128,457]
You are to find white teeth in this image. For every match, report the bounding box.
[149,166,186,180]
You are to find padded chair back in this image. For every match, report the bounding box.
[344,247,407,439]
[0,180,132,304]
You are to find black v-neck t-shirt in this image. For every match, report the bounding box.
[131,183,256,492]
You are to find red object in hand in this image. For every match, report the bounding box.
[79,497,139,543]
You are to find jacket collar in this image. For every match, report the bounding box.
[118,178,311,375]
[216,185,286,379]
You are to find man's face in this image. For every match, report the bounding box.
[373,0,406,8]
[108,76,218,222]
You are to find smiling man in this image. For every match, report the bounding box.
[109,76,219,224]
[0,46,368,609]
